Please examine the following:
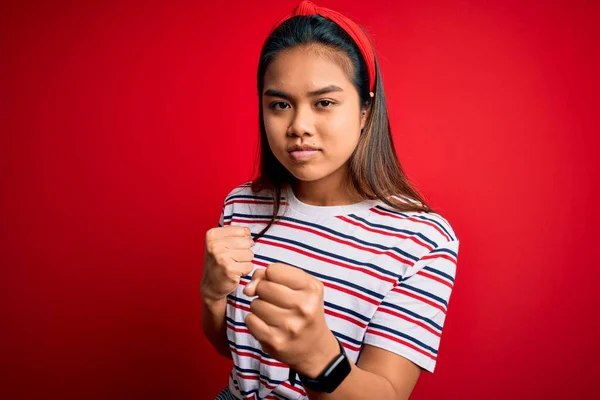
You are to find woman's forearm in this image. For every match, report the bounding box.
[201,296,232,359]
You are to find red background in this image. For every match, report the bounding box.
[1,0,598,398]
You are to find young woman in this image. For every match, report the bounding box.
[201,1,460,399]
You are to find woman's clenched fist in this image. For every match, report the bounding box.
[201,226,255,303]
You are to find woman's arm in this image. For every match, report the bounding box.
[201,225,255,360]
[201,296,232,359]
[305,344,420,400]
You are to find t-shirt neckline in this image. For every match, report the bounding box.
[284,184,378,218]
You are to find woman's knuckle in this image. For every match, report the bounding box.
[298,302,313,317]
[214,254,227,267]
[206,241,216,254]
[286,319,302,337]
[311,279,324,293]
[206,228,218,240]
[270,335,284,352]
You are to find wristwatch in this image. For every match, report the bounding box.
[290,337,352,393]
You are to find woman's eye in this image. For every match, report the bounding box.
[316,100,334,108]
[270,102,290,110]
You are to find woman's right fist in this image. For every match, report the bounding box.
[201,226,255,303]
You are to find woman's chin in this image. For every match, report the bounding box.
[288,167,327,182]
[289,169,336,183]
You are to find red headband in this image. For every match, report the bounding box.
[268,0,376,94]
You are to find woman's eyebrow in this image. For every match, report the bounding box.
[307,85,344,96]
[263,85,344,98]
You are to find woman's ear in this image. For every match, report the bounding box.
[360,103,372,131]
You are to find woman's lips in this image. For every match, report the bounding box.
[288,150,320,161]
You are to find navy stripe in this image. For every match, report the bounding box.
[332,330,363,346]
[226,194,286,202]
[228,294,251,306]
[229,340,276,361]
[261,233,404,280]
[430,247,458,259]
[236,388,259,398]
[226,213,270,221]
[368,322,438,355]
[374,205,455,241]
[422,266,455,283]
[380,301,443,331]
[255,254,384,300]
[232,213,420,264]
[347,214,438,249]
[234,366,285,385]
[400,284,448,307]
[226,316,247,327]
[324,301,371,323]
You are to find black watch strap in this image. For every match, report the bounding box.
[293,337,351,393]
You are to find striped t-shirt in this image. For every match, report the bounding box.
[217,182,459,400]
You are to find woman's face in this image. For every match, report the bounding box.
[261,45,368,184]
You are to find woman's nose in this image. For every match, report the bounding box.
[287,105,315,137]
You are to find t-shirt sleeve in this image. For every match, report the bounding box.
[362,239,460,372]
[218,206,225,227]
[218,190,234,227]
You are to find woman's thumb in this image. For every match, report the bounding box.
[243,268,265,297]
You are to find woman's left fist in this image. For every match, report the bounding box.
[243,263,339,377]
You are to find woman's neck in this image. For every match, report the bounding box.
[290,174,363,207]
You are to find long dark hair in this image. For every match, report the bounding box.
[252,15,433,241]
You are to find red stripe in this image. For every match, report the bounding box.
[370,208,452,242]
[281,382,307,396]
[341,341,361,352]
[237,373,260,381]
[229,347,288,368]
[377,308,441,337]
[366,329,437,360]
[336,215,434,252]
[258,379,277,390]
[324,309,367,328]
[252,259,269,268]
[418,270,453,289]
[226,323,250,334]
[278,220,415,267]
[260,238,395,284]
[227,299,251,313]
[391,288,447,314]
[323,281,379,305]
[422,252,457,265]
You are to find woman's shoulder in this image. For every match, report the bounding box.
[223,181,257,201]
[223,180,277,198]
[221,181,283,214]
[372,193,459,244]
